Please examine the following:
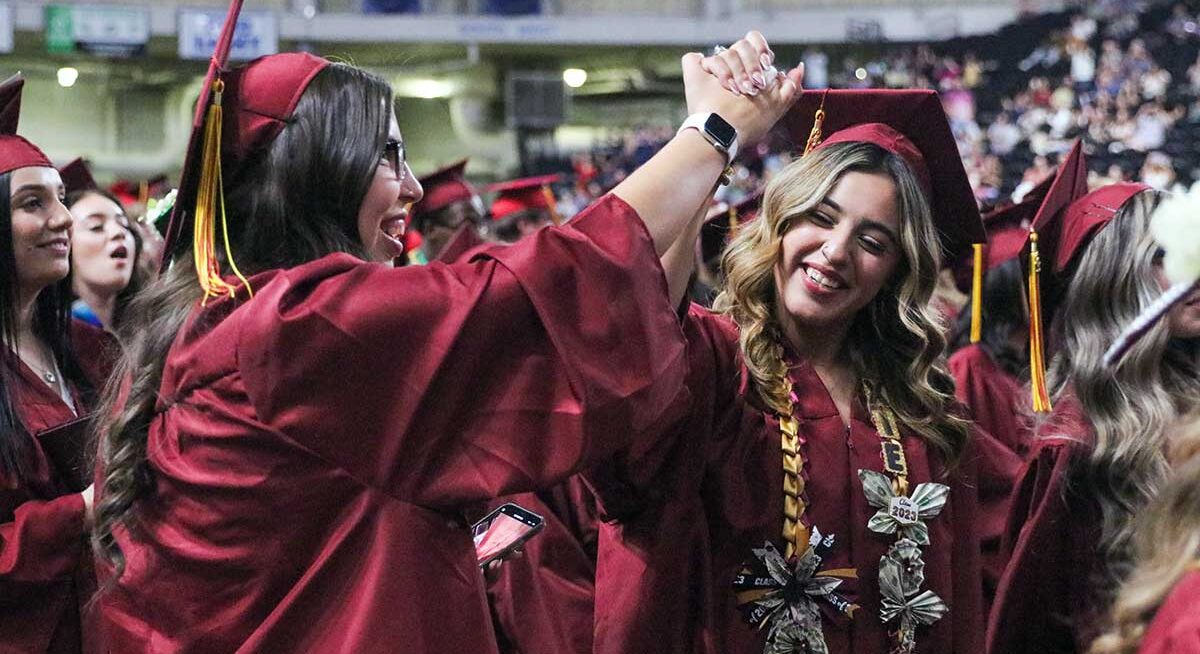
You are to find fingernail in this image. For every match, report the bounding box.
[741,80,758,95]
[727,80,742,96]
[751,73,766,89]
[760,53,772,69]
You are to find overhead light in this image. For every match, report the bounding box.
[854,67,868,81]
[562,68,588,88]
[57,67,79,88]
[406,78,453,99]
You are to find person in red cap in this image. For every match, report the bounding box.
[408,159,487,262]
[987,179,1200,653]
[583,41,991,653]
[0,75,118,654]
[88,10,802,653]
[488,174,561,243]
[57,159,147,334]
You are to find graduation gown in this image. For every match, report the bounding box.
[479,477,599,654]
[94,195,690,654]
[987,394,1104,654]
[948,343,1025,604]
[588,305,985,654]
[1138,569,1200,654]
[1,321,116,654]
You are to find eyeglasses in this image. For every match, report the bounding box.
[381,138,407,182]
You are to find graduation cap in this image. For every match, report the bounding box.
[1018,141,1147,411]
[0,74,53,176]
[783,89,986,266]
[58,157,98,194]
[488,174,561,225]
[159,0,329,301]
[411,159,480,229]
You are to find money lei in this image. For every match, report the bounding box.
[860,385,950,654]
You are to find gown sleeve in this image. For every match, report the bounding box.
[0,492,87,593]
[237,194,690,509]
[1139,571,1200,654]
[987,438,1093,654]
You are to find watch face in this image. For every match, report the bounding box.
[704,114,737,148]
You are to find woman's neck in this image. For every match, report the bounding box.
[14,285,40,346]
[74,284,116,330]
[778,311,857,424]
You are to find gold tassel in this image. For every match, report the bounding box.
[193,79,253,305]
[802,91,829,156]
[541,184,562,226]
[1028,232,1052,413]
[970,243,984,343]
[727,204,739,239]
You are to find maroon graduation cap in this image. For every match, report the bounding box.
[0,74,53,176]
[58,157,98,194]
[783,89,986,265]
[488,174,561,224]
[159,0,328,301]
[412,159,479,228]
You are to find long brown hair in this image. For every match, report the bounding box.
[1044,189,1200,595]
[712,141,969,463]
[1091,416,1200,654]
[92,62,393,580]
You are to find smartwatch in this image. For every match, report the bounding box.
[677,113,739,163]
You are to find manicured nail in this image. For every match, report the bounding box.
[727,80,742,95]
[760,53,772,69]
[751,73,766,89]
[741,79,758,95]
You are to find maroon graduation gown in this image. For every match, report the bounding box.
[948,343,1024,604]
[588,305,985,654]
[94,195,689,654]
[479,477,599,654]
[1138,569,1200,654]
[987,394,1104,654]
[1,321,116,654]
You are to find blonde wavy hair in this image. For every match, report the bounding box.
[712,141,969,462]
[1091,415,1200,654]
[1043,189,1200,594]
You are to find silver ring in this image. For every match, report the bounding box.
[711,45,728,56]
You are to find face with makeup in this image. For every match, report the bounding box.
[69,191,136,299]
[356,112,424,263]
[9,166,72,300]
[773,170,904,330]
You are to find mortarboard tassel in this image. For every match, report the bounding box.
[802,90,829,156]
[193,79,253,305]
[1027,232,1052,413]
[969,243,983,343]
[541,183,562,226]
[727,204,740,239]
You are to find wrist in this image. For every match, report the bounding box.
[677,112,740,164]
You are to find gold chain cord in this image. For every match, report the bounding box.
[780,373,807,560]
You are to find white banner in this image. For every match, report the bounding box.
[0,4,11,54]
[178,9,278,61]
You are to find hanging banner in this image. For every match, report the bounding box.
[178,9,277,61]
[45,5,149,57]
[0,4,12,54]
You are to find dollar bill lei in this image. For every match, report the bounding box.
[860,384,950,654]
[735,366,860,654]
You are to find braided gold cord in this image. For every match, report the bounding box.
[780,377,807,560]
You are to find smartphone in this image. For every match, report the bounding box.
[472,502,545,569]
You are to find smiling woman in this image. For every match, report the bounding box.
[0,75,117,654]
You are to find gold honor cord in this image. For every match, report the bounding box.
[1027,232,1052,413]
[779,375,807,560]
[193,79,254,305]
[970,243,984,344]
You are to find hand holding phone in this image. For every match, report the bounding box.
[472,503,545,569]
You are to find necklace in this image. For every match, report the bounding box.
[18,349,60,385]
